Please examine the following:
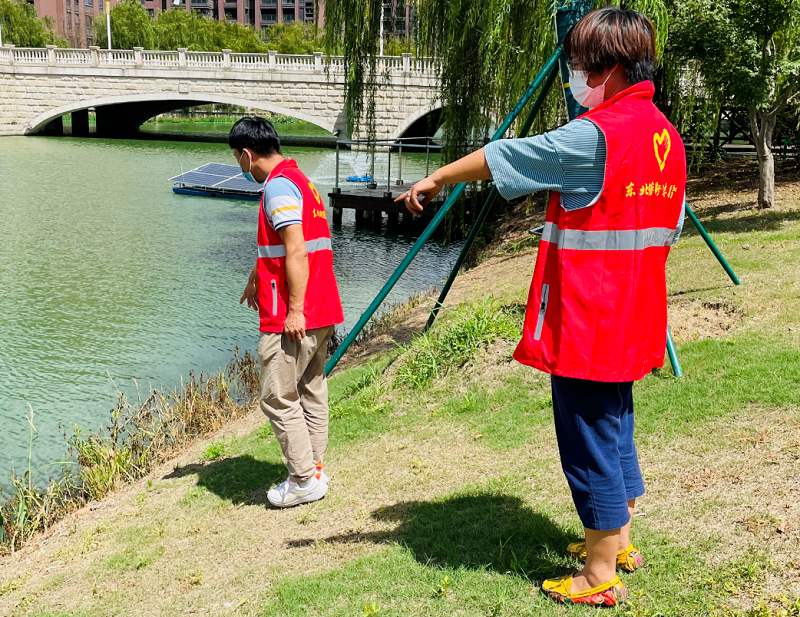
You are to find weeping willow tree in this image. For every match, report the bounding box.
[320,0,383,146]
[322,0,670,233]
[0,0,66,47]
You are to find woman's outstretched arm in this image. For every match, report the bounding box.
[396,148,492,213]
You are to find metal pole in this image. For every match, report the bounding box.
[425,60,560,332]
[105,0,112,50]
[325,45,565,375]
[685,204,741,285]
[386,144,391,192]
[334,141,340,190]
[397,144,402,184]
[666,326,683,377]
[425,137,430,176]
[379,0,384,57]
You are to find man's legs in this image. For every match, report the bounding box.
[297,326,333,467]
[258,332,316,483]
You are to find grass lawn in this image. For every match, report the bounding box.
[2,159,800,617]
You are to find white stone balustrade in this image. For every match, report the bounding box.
[0,45,441,140]
[0,46,439,74]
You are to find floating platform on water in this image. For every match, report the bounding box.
[328,183,489,228]
[169,163,262,201]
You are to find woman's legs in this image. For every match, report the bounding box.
[550,375,644,594]
[618,382,645,551]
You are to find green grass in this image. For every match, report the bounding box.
[258,477,776,617]
[7,186,800,616]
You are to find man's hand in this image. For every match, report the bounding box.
[395,175,443,213]
[284,307,306,341]
[240,266,259,311]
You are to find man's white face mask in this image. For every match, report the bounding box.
[568,67,615,109]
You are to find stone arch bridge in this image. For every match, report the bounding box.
[0,46,441,140]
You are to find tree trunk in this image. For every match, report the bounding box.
[758,148,775,209]
[750,107,777,209]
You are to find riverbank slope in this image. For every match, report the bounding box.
[2,159,800,617]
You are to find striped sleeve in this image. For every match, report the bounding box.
[263,176,303,231]
[483,118,607,210]
[673,197,686,245]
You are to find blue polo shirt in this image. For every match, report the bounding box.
[483,118,684,240]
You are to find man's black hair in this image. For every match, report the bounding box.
[229,116,282,157]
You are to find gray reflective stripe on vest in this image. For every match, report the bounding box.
[257,237,332,259]
[540,222,676,251]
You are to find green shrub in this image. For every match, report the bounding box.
[394,298,523,389]
[200,438,229,462]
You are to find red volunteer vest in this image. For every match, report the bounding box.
[257,159,344,333]
[513,82,686,382]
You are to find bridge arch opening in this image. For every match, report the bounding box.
[392,106,444,143]
[26,94,339,140]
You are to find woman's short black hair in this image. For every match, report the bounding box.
[229,116,282,157]
[564,7,656,85]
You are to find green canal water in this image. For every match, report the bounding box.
[0,135,453,481]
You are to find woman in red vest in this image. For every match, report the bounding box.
[400,8,686,606]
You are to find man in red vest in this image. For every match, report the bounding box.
[400,8,686,606]
[231,117,344,508]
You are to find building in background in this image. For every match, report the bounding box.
[22,0,414,48]
[381,0,413,40]
[255,0,317,30]
[21,0,122,48]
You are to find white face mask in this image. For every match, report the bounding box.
[569,67,615,109]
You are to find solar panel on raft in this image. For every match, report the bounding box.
[213,176,264,192]
[195,162,243,177]
[168,171,231,185]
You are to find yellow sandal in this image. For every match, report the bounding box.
[567,541,643,572]
[542,573,626,606]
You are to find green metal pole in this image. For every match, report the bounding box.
[325,46,565,376]
[424,60,561,333]
[666,326,683,378]
[685,204,741,285]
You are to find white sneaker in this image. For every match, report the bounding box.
[267,475,327,508]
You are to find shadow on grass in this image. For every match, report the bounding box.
[288,493,576,582]
[685,205,800,234]
[164,455,285,506]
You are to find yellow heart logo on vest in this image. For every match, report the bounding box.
[653,129,671,172]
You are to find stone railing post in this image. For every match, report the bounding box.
[268,50,277,70]
[314,51,322,72]
[89,46,99,67]
[46,45,57,65]
[222,49,231,69]
[178,48,187,68]
[6,45,15,65]
[133,47,143,67]
[402,52,410,73]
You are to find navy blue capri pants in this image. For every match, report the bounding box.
[550,375,645,531]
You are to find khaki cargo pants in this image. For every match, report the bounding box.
[258,326,333,483]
